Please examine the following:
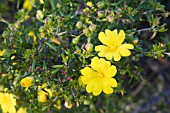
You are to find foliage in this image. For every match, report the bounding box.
[0,0,169,112]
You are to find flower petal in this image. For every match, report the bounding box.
[104,60,111,70]
[95,45,107,51]
[105,53,113,60]
[80,67,97,84]
[103,86,113,94]
[98,32,108,45]
[95,45,113,60]
[120,49,131,57]
[105,29,114,46]
[104,65,117,77]
[97,58,106,73]
[118,44,134,50]
[86,79,95,93]
[113,52,121,61]
[90,57,99,72]
[92,78,103,96]
[117,30,125,46]
[104,78,118,87]
[112,29,118,46]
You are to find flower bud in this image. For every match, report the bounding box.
[36,10,44,20]
[40,33,45,38]
[39,26,44,32]
[85,43,93,52]
[2,31,9,38]
[76,21,83,29]
[89,24,96,32]
[57,3,61,9]
[108,15,114,23]
[133,39,138,45]
[40,0,44,4]
[83,28,91,37]
[97,11,105,18]
[97,2,105,9]
[72,37,79,44]
[45,17,52,25]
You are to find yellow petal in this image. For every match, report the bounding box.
[86,79,95,93]
[103,86,113,94]
[17,107,27,113]
[105,29,114,46]
[80,67,97,84]
[78,76,85,87]
[95,45,113,60]
[9,107,17,113]
[0,49,6,56]
[113,52,121,61]
[105,53,113,60]
[95,45,107,51]
[97,58,106,73]
[104,65,117,77]
[104,61,111,70]
[112,29,118,45]
[103,78,117,87]
[90,57,99,72]
[120,49,131,57]
[98,32,108,45]
[98,51,106,57]
[45,88,52,97]
[92,78,103,96]
[118,44,134,50]
[38,91,47,102]
[40,0,44,4]
[117,30,125,46]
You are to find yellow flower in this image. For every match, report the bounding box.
[17,107,27,113]
[38,84,52,102]
[54,99,62,110]
[40,0,44,4]
[36,10,44,20]
[64,100,73,109]
[28,31,37,45]
[80,57,117,96]
[95,29,134,61]
[0,49,5,60]
[20,77,33,90]
[0,49,5,56]
[87,2,93,7]
[0,93,16,113]
[23,0,35,11]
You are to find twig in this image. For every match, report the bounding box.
[137,27,157,32]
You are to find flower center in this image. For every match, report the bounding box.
[110,45,117,51]
[98,73,104,77]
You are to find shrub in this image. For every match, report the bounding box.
[0,0,169,112]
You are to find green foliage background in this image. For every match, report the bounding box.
[0,0,170,113]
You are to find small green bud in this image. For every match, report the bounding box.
[83,28,91,37]
[45,17,52,25]
[97,2,105,9]
[89,24,97,32]
[2,31,9,38]
[57,3,62,9]
[76,21,83,29]
[108,15,114,23]
[39,26,44,32]
[98,11,105,18]
[72,37,79,44]
[85,43,93,52]
[36,10,44,20]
